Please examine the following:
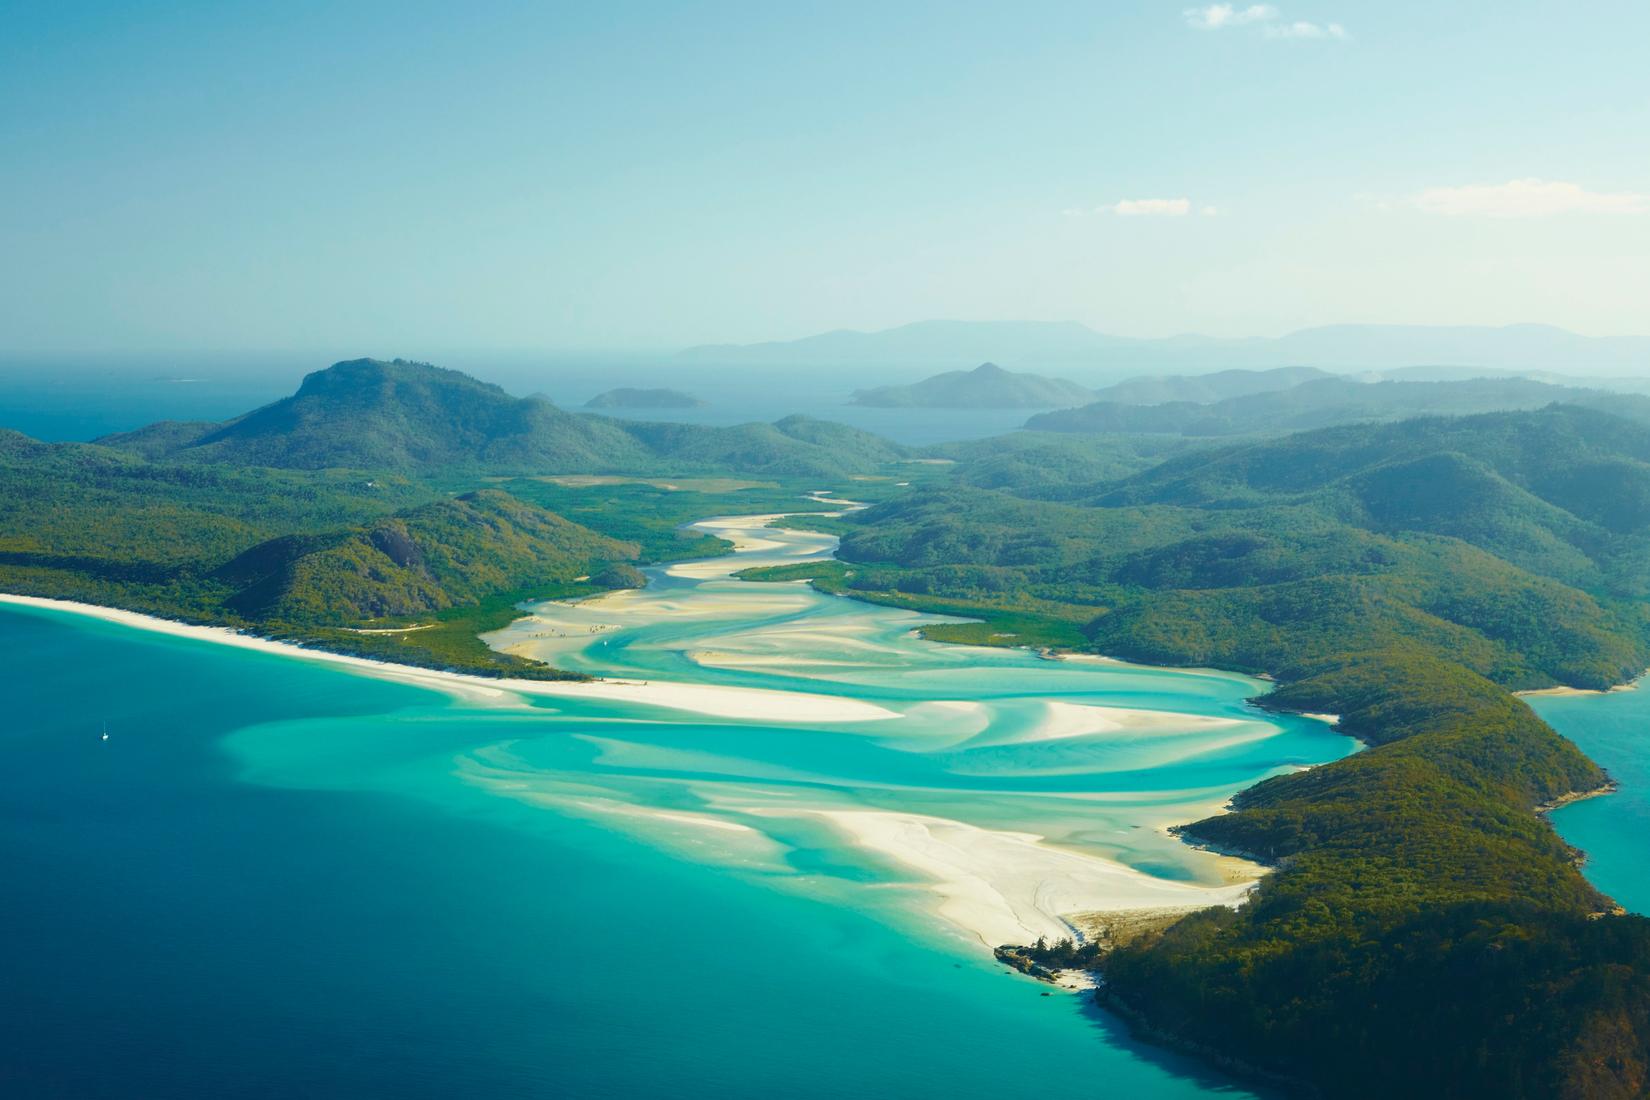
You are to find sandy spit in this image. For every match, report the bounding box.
[0,594,899,724]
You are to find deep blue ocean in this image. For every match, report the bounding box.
[0,604,1270,1098]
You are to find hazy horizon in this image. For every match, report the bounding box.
[4,3,1648,352]
[5,315,1650,362]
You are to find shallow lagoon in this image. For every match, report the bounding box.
[0,512,1357,1097]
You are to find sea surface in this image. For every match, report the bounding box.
[0,511,1356,1098]
[1529,686,1650,915]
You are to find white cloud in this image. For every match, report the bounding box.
[1113,198,1193,216]
[1265,20,1349,39]
[1412,178,1649,217]
[1185,4,1347,40]
[1184,4,1277,30]
[1201,205,1221,216]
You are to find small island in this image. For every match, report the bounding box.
[585,387,705,409]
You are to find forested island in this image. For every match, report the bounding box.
[7,356,1650,1096]
[584,387,706,409]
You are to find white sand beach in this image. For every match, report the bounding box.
[1516,673,1645,698]
[800,808,1258,947]
[0,594,899,724]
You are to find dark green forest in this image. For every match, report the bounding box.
[770,405,1650,1097]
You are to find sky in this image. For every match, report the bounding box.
[2,0,1648,353]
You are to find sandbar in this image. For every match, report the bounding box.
[0,593,899,724]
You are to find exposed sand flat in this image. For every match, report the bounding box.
[546,586,812,621]
[688,650,873,670]
[798,808,1256,947]
[522,677,900,722]
[1050,652,1269,689]
[661,514,834,578]
[669,556,778,579]
[699,511,827,540]
[0,594,899,724]
[974,700,1245,748]
[871,700,995,751]
[686,623,910,671]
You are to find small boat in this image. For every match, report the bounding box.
[100,721,109,742]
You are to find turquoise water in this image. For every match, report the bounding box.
[1529,687,1650,915]
[0,513,1356,1097]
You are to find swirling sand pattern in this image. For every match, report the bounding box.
[436,512,1357,947]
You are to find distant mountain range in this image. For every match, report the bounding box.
[99,358,906,478]
[848,362,1093,408]
[681,320,1650,375]
[1089,366,1334,405]
[1025,376,1650,437]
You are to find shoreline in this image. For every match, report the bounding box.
[0,509,1356,962]
[1537,781,1621,815]
[801,807,1258,949]
[1516,670,1647,698]
[0,593,899,725]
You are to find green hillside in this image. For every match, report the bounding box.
[0,432,641,678]
[163,358,652,471]
[1089,406,1650,596]
[849,362,1094,408]
[1088,365,1333,405]
[614,414,909,476]
[1026,376,1650,437]
[769,406,1650,1096]
[102,358,909,478]
[927,431,1209,491]
[216,490,635,623]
